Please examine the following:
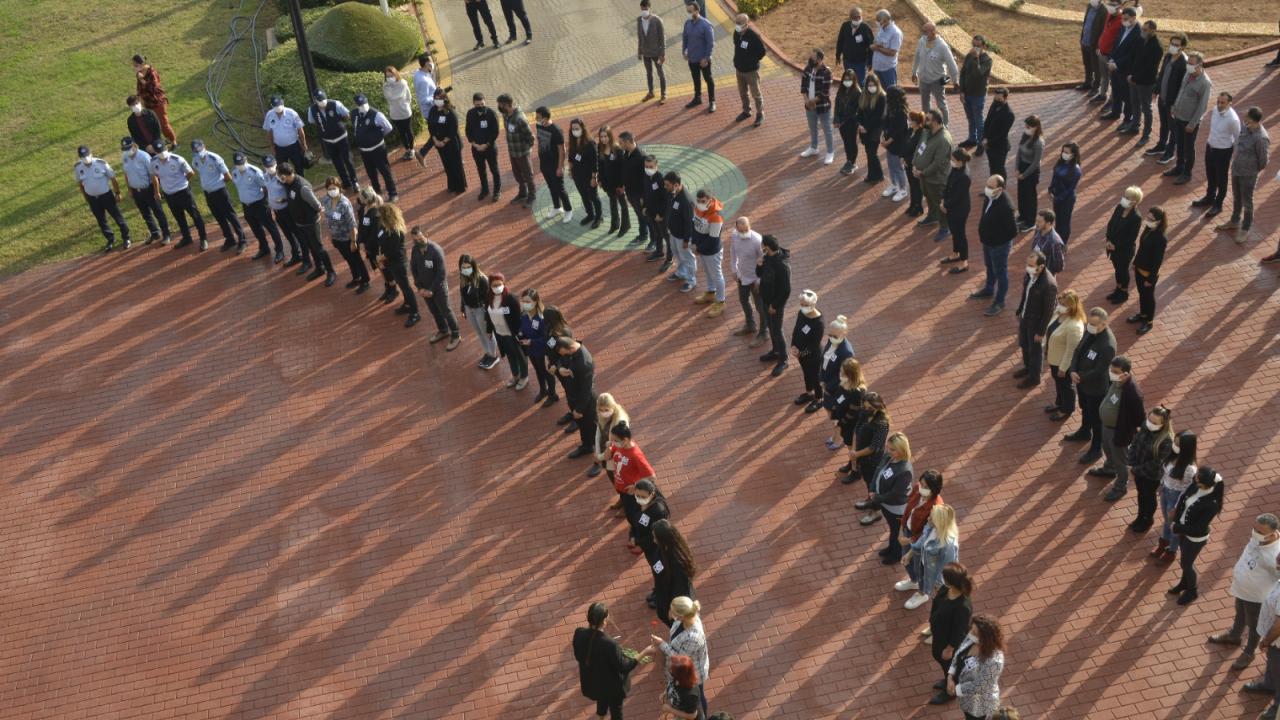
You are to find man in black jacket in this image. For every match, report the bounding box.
[758,234,791,377]
[959,36,993,146]
[834,7,875,86]
[642,155,671,267]
[1101,7,1141,123]
[557,337,597,461]
[616,132,649,246]
[969,175,1017,317]
[1014,250,1058,388]
[465,92,502,202]
[1090,355,1146,502]
[278,162,336,287]
[1121,20,1163,143]
[664,172,696,292]
[733,13,767,126]
[1146,34,1188,159]
[410,228,459,347]
[981,88,1014,173]
[125,96,163,151]
[1065,308,1117,464]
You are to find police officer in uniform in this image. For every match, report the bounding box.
[231,152,283,261]
[352,94,399,201]
[191,139,247,253]
[307,90,358,191]
[264,156,303,265]
[263,96,309,177]
[75,145,131,251]
[148,139,208,251]
[119,137,171,244]
[277,161,336,286]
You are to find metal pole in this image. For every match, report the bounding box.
[287,0,320,101]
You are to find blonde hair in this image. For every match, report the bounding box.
[839,357,865,390]
[800,289,818,305]
[930,503,959,543]
[1123,185,1144,205]
[358,186,382,207]
[376,203,406,234]
[1058,289,1086,322]
[887,432,911,461]
[596,393,630,430]
[829,314,849,334]
[670,596,700,620]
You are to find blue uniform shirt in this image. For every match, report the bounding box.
[265,172,290,211]
[120,148,153,190]
[150,153,194,194]
[192,150,230,192]
[231,163,269,204]
[263,107,305,146]
[74,158,116,197]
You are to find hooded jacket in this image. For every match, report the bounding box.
[758,248,792,309]
[691,197,724,255]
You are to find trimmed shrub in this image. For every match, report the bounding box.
[275,0,413,11]
[273,7,328,44]
[307,3,422,72]
[737,0,785,18]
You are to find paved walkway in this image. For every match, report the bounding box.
[1,52,1279,720]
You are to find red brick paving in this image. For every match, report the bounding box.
[1,57,1279,720]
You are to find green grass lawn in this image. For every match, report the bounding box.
[0,0,276,275]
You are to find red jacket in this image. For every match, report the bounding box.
[1097,13,1123,55]
[902,488,942,542]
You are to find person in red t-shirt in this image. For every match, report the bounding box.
[607,422,655,529]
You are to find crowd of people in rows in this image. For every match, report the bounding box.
[67,4,1280,719]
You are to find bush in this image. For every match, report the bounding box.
[737,0,785,17]
[273,7,328,44]
[275,0,413,10]
[307,3,422,72]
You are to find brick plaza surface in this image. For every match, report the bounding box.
[1,57,1279,720]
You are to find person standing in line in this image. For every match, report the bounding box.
[517,289,555,398]
[120,138,171,245]
[1152,430,1197,563]
[356,187,385,290]
[412,55,437,159]
[648,596,712,719]
[1210,516,1280,670]
[981,88,1015,179]
[682,2,717,113]
[799,49,836,165]
[1077,0,1108,96]
[925,564,974,706]
[1161,51,1212,185]
[497,94,537,207]
[535,106,574,223]
[941,615,1007,716]
[857,74,887,184]
[229,152,283,261]
[374,204,417,321]
[835,7,875,86]
[903,503,959,610]
[881,86,911,203]
[914,109,954,233]
[817,315,855,417]
[1121,20,1162,145]
[893,469,943,579]
[638,1,667,104]
[1065,307,1117,464]
[847,391,890,491]
[617,132,650,246]
[148,140,208,251]
[427,89,467,196]
[411,228,460,349]
[1090,355,1146,502]
[829,358,869,457]
[649,519,698,625]
[74,145,131,252]
[959,36,993,148]
[1145,33,1188,160]
[665,172,698,293]
[733,13,767,126]
[484,272,528,390]
[1218,106,1271,237]
[353,93,400,201]
[834,69,863,176]
[911,22,959,126]
[657,654,703,720]
[265,156,301,264]
[190,139,246,252]
[465,92,502,203]
[728,217,766,346]
[557,336,598,462]
[1100,7,1141,125]
[263,96,308,178]
[464,0,501,50]
[691,190,727,317]
[572,602,638,720]
[596,127,627,234]
[1125,405,1174,533]
[569,118,602,228]
[382,67,416,162]
[758,235,792,376]
[606,419,651,519]
[788,289,824,399]
[308,91,358,191]
[869,9,903,88]
[968,175,1017,317]
[1013,115,1044,232]
[903,112,927,215]
[1104,185,1143,304]
[1193,92,1240,218]
[1044,289,1086,422]
[860,433,914,561]
[939,147,972,272]
[1129,205,1167,335]
[498,0,532,45]
[278,162,337,287]
[458,255,500,369]
[1013,250,1058,390]
[643,155,670,264]
[630,480,669,564]
[1245,576,1280,719]
[1090,1,1123,105]
[124,95,163,152]
[1029,210,1065,276]
[320,177,368,290]
[132,55,176,147]
[591,393,630,483]
[1168,468,1225,605]
[1048,142,1082,243]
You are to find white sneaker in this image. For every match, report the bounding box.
[904,592,930,610]
[891,189,909,202]
[894,578,918,592]
[823,152,835,165]
[799,147,818,158]
[548,207,563,219]
[562,209,574,224]
[881,185,896,198]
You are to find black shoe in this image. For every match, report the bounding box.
[556,412,573,426]
[1143,145,1166,156]
[1099,111,1120,120]
[474,41,485,50]
[296,262,312,276]
[1126,312,1144,323]
[220,241,235,252]
[1102,486,1126,502]
[305,268,324,282]
[1161,168,1181,177]
[928,691,952,705]
[735,110,752,122]
[1177,589,1198,605]
[252,249,270,260]
[1137,322,1153,335]
[405,313,420,328]
[580,215,593,226]
[1078,449,1102,465]
[395,304,413,315]
[345,279,361,289]
[753,113,763,128]
[1190,196,1213,208]
[837,462,852,474]
[1128,520,1153,534]
[967,289,993,300]
[645,250,663,262]
[273,250,284,263]
[542,395,558,408]
[567,446,591,460]
[356,282,370,294]
[505,35,517,44]
[759,351,780,363]
[324,271,336,287]
[839,474,858,485]
[1204,206,1221,218]
[770,361,787,377]
[1244,681,1277,695]
[382,289,400,304]
[804,400,822,414]
[478,189,489,201]
[1063,430,1090,442]
[283,255,300,267]
[684,97,702,109]
[1012,368,1029,379]
[795,393,813,406]
[591,217,601,229]
[492,190,501,202]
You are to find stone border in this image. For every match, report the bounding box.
[972,0,1280,38]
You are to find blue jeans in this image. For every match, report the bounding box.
[981,242,1011,305]
[874,67,897,89]
[842,61,867,87]
[806,107,834,154]
[962,94,986,145]
[886,152,907,189]
[697,248,726,301]
[673,236,697,282]
[1159,485,1183,553]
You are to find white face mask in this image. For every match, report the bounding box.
[1253,530,1272,543]
[1109,370,1122,382]
[1061,152,1073,162]
[265,165,275,175]
[735,23,747,33]
[317,99,328,109]
[636,494,653,507]
[433,99,444,108]
[644,167,657,176]
[131,104,143,114]
[1145,420,1161,432]
[81,155,94,165]
[274,106,285,115]
[1168,44,1181,55]
[235,161,246,170]
[599,408,613,418]
[687,11,695,18]
[843,79,855,88]
[983,187,997,198]
[640,9,650,17]
[460,266,473,277]
[159,151,172,160]
[196,149,207,158]
[571,129,582,138]
[1121,20,1132,28]
[1056,303,1068,315]
[358,103,370,113]
[1143,219,1157,229]
[919,487,932,498]
[1119,198,1133,208]
[385,76,394,82]
[128,148,138,157]
[1026,266,1037,278]
[696,201,709,211]
[521,302,534,312]
[1086,323,1102,335]
[491,284,504,295]
[1189,64,1202,75]
[327,188,340,198]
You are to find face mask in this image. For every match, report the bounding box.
[158,151,170,160]
[1145,420,1161,432]
[461,266,473,277]
[696,201,709,211]
[317,99,328,109]
[735,23,747,33]
[235,161,246,170]
[264,165,275,175]
[128,148,138,157]
[385,75,394,82]
[867,84,879,93]
[1109,370,1122,382]
[640,9,650,17]
[687,11,695,18]
[1143,219,1157,229]
[274,106,285,115]
[1061,152,1073,162]
[359,104,372,114]
[599,408,613,418]
[983,187,997,198]
[1121,20,1133,28]
[1119,198,1133,208]
[919,487,932,498]
[571,129,582,138]
[1190,64,1202,75]
[837,79,853,89]
[81,155,94,165]
[1055,303,1068,315]
[1168,44,1181,55]
[433,99,444,108]
[644,167,657,176]
[131,104,143,114]
[636,494,653,507]
[521,302,534,312]
[491,284,504,295]
[1254,530,1271,543]
[327,188,340,198]
[1026,266,1037,278]
[1086,324,1102,335]
[197,149,207,158]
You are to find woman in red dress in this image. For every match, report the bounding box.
[133,55,177,146]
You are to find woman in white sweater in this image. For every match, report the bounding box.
[1044,288,1085,422]
[382,66,416,161]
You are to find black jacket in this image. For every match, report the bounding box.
[356,204,381,251]
[943,167,971,217]
[758,249,792,309]
[428,107,461,144]
[1108,24,1141,76]
[978,192,1017,247]
[790,311,824,355]
[1172,483,1222,539]
[1017,270,1058,336]
[667,188,694,241]
[834,20,875,67]
[284,176,322,226]
[652,552,695,623]
[126,109,163,149]
[572,628,638,704]
[598,148,623,196]
[1068,328,1117,397]
[570,141,598,184]
[1110,377,1146,448]
[1130,34,1163,85]
[560,344,596,414]
[833,86,861,126]
[629,495,670,552]
[1133,228,1167,278]
[732,27,767,72]
[830,386,865,428]
[464,106,500,145]
[483,292,522,338]
[982,100,1015,150]
[1127,431,1173,481]
[1106,206,1142,260]
[410,240,448,295]
[643,171,668,219]
[459,275,490,310]
[377,227,406,265]
[618,146,646,196]
[883,108,910,156]
[856,95,885,143]
[959,50,993,97]
[1155,54,1187,99]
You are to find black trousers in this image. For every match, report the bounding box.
[424,291,460,337]
[1134,473,1159,528]
[624,190,648,239]
[1172,119,1198,176]
[1178,538,1207,592]
[1110,251,1132,291]
[1204,146,1233,208]
[1053,194,1075,244]
[1079,391,1103,453]
[466,0,499,43]
[688,61,715,101]
[129,187,170,238]
[86,191,131,243]
[838,121,860,164]
[1016,167,1038,225]
[530,351,556,395]
[359,145,398,198]
[573,176,601,219]
[576,403,598,451]
[1108,69,1132,120]
[498,0,531,39]
[1081,44,1097,86]
[274,208,303,261]
[862,140,881,180]
[607,191,630,230]
[243,199,282,254]
[948,204,970,260]
[333,239,369,282]
[933,636,959,684]
[295,223,333,272]
[471,145,501,193]
[647,215,668,258]
[1155,97,1175,150]
[162,188,207,242]
[385,260,418,313]
[439,141,468,192]
[986,142,1009,183]
[1136,272,1157,320]
[390,119,415,151]
[204,188,245,244]
[1018,325,1043,377]
[881,509,903,561]
[275,142,307,178]
[1051,365,1075,413]
[907,171,923,212]
[799,350,821,396]
[593,700,622,720]
[542,169,572,210]
[324,138,359,189]
[767,303,786,358]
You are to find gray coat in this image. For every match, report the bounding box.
[637,14,665,59]
[1232,124,1271,178]
[1171,70,1212,127]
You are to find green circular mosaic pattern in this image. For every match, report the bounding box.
[533,144,748,252]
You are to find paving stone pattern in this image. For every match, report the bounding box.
[1,56,1279,720]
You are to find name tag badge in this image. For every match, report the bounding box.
[917,144,926,156]
[425,260,433,269]
[1110,394,1119,404]
[883,468,893,479]
[437,116,446,124]
[801,325,811,334]
[378,229,385,237]
[855,36,864,43]
[289,190,296,199]
[574,153,582,162]
[672,201,679,209]
[508,125,516,133]
[639,514,651,527]
[362,217,371,226]
[652,559,664,574]
[546,338,556,348]
[836,395,845,404]
[331,212,341,220]
[652,182,659,190]
[501,307,510,315]
[739,40,748,49]
[531,319,540,329]
[1086,350,1097,360]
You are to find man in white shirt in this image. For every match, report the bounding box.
[727,217,766,346]
[911,22,959,126]
[869,9,903,88]
[1245,577,1280,718]
[1193,91,1241,217]
[1210,515,1280,670]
